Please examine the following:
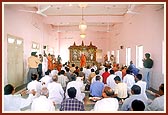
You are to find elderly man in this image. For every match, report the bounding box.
[27,52,41,83]
[93,86,119,111]
[31,87,55,111]
[47,75,64,106]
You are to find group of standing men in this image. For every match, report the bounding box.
[27,52,62,83]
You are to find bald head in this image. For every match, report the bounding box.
[103,86,114,97]
[52,75,58,82]
[40,87,49,97]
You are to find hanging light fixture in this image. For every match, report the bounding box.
[80,32,86,38]
[79,6,87,31]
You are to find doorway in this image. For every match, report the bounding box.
[7,34,24,87]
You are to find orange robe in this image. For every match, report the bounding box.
[57,63,62,72]
[48,56,53,70]
[52,58,57,70]
[80,54,86,67]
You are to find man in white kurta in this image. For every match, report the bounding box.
[91,70,103,84]
[42,54,48,76]
[83,66,91,81]
[39,70,52,87]
[115,70,123,82]
[122,70,135,95]
[27,74,42,97]
[65,74,85,102]
[31,87,55,111]
[47,75,64,105]
[4,84,36,111]
[106,70,117,90]
[114,76,128,99]
[93,86,119,111]
[50,69,58,77]
[57,70,69,90]
[135,74,148,100]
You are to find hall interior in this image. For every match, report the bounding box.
[3,3,166,112]
[3,2,165,92]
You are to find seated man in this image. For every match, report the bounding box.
[90,75,104,97]
[31,87,55,111]
[122,70,135,95]
[47,75,64,106]
[114,76,128,103]
[93,86,119,111]
[27,73,42,97]
[60,87,85,111]
[134,74,148,100]
[131,99,145,111]
[4,84,36,111]
[65,74,85,102]
[121,85,148,111]
[128,61,139,76]
[39,70,52,87]
[91,70,103,83]
[146,83,164,111]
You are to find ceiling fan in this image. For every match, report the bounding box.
[19,5,52,17]
[126,4,140,14]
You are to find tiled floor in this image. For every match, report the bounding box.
[83,91,96,111]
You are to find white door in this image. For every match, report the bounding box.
[7,35,24,87]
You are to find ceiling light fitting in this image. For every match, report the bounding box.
[80,33,86,38]
[79,6,87,31]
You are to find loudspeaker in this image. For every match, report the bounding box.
[120,45,123,49]
[43,46,46,49]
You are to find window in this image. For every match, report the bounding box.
[31,42,40,54]
[107,51,110,61]
[8,38,15,44]
[96,49,102,63]
[126,47,131,66]
[111,50,115,55]
[136,45,143,68]
[116,50,119,64]
[16,40,22,45]
[8,35,23,45]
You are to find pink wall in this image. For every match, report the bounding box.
[4,5,164,90]
[4,5,52,84]
[57,5,165,89]
[109,5,164,89]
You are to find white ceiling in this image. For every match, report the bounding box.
[5,3,164,32]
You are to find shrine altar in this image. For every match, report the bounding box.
[68,41,97,66]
